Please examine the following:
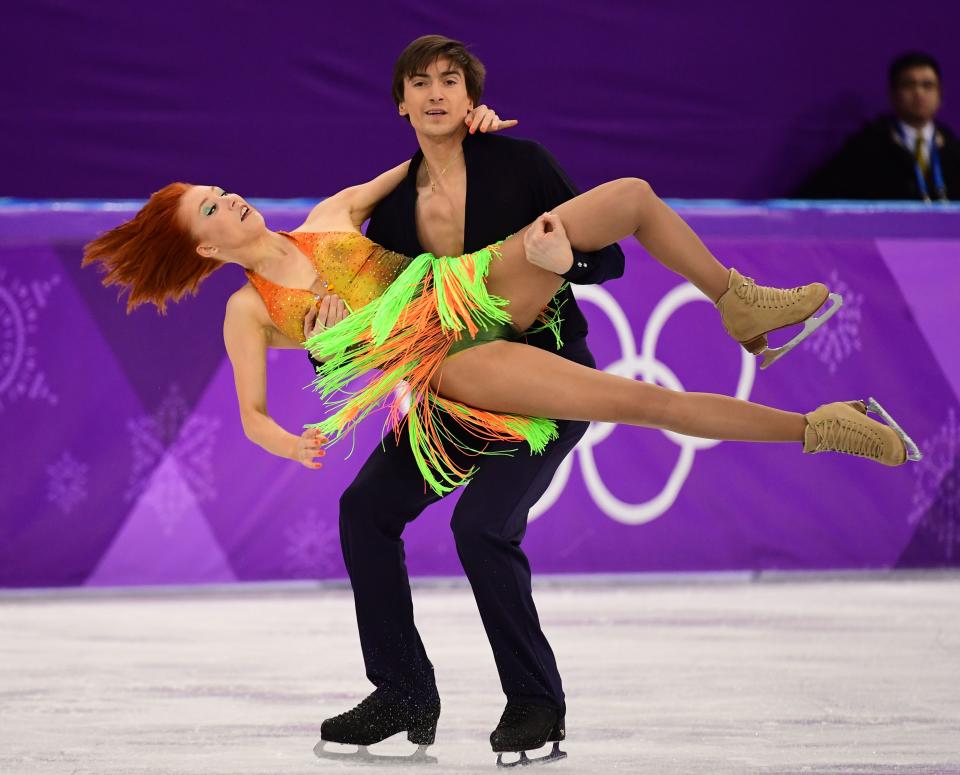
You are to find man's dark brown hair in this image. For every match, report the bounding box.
[392,35,486,119]
[888,51,942,89]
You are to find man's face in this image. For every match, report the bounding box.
[891,65,941,126]
[398,58,473,138]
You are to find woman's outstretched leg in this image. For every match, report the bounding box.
[488,178,840,367]
[432,341,912,466]
[560,179,729,302]
[435,340,804,441]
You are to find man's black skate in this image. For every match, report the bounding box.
[314,688,440,765]
[490,703,567,768]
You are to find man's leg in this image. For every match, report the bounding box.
[339,434,443,698]
[448,339,595,711]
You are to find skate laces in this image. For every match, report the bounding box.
[811,415,883,460]
[735,275,803,309]
[337,691,384,722]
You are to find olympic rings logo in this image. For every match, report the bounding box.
[528,283,756,525]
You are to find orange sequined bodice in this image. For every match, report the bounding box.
[245,231,410,344]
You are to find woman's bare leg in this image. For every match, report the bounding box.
[486,178,731,331]
[558,178,729,301]
[432,341,806,443]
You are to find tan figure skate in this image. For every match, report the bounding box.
[716,268,843,369]
[803,398,922,465]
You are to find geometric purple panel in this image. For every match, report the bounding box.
[0,244,148,586]
[875,239,960,400]
[2,203,959,588]
[87,449,238,586]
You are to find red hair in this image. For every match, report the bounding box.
[82,182,222,313]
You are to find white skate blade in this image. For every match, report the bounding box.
[759,292,844,370]
[865,397,923,462]
[496,741,567,768]
[314,739,437,765]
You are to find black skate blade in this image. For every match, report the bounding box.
[759,292,843,369]
[866,397,923,462]
[314,739,437,766]
[496,741,567,768]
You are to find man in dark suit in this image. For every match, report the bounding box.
[798,51,960,200]
[312,35,624,762]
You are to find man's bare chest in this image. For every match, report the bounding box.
[415,182,467,257]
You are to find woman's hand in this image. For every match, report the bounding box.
[303,293,348,341]
[465,105,518,134]
[293,427,327,470]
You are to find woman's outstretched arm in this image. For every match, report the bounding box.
[338,160,413,228]
[297,160,412,233]
[303,105,517,231]
[223,290,325,469]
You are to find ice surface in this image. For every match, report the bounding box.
[1,574,958,774]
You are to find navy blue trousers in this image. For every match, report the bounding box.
[338,338,595,710]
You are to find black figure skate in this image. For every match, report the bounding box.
[313,688,440,765]
[490,703,567,768]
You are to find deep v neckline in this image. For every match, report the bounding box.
[242,230,410,345]
[247,231,330,295]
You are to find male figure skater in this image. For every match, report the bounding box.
[314,35,624,765]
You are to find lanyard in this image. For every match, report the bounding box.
[896,122,947,202]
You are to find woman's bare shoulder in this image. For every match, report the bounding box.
[224,283,301,350]
[225,282,268,325]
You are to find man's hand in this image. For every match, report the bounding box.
[465,104,518,134]
[293,427,327,470]
[303,293,348,341]
[522,213,574,274]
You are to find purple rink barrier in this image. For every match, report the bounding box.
[0,201,958,588]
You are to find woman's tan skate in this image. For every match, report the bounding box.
[716,268,843,369]
[803,398,922,465]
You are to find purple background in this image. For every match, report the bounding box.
[2,1,960,199]
[1,202,958,588]
[2,2,959,587]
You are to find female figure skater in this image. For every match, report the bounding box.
[83,149,920,497]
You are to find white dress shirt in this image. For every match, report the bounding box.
[898,120,935,166]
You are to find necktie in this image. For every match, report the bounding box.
[914,135,930,177]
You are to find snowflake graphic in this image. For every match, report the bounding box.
[908,408,960,559]
[283,509,340,578]
[802,268,863,375]
[46,450,89,515]
[0,268,60,412]
[126,384,220,534]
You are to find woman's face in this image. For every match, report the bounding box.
[178,184,265,260]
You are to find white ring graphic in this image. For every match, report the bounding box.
[529,283,755,525]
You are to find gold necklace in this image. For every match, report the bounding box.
[423,149,462,193]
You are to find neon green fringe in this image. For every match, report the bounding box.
[303,243,562,496]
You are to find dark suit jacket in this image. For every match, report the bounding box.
[365,131,625,351]
[796,116,960,200]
